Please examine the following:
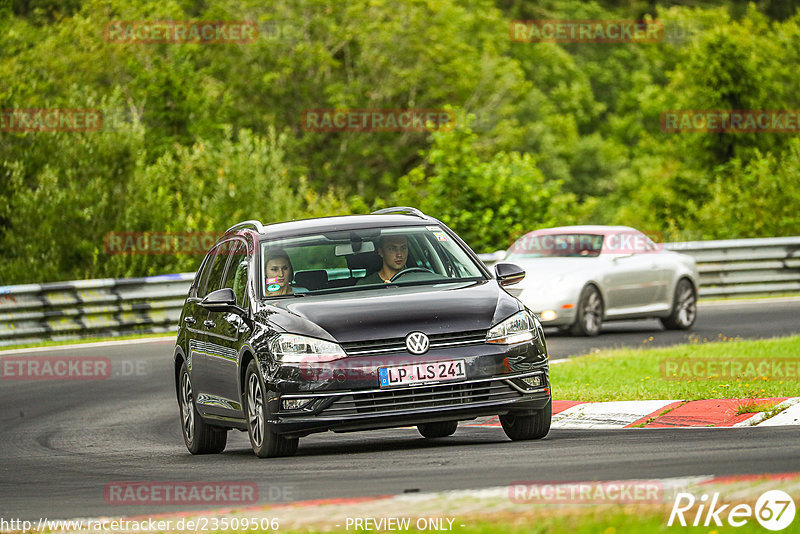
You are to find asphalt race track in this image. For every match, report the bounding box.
[547,297,800,359]
[1,299,799,520]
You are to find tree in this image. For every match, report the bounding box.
[390,117,579,252]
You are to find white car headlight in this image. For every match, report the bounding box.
[269,334,346,363]
[486,311,538,344]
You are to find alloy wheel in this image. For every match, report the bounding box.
[180,373,195,444]
[247,373,264,448]
[583,290,602,333]
[676,283,697,327]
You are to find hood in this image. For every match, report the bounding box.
[257,280,520,343]
[509,257,600,286]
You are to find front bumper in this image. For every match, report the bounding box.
[533,308,576,327]
[505,288,577,327]
[259,328,550,437]
[270,369,550,437]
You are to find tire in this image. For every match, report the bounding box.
[500,400,552,441]
[178,362,227,454]
[243,360,299,458]
[570,285,603,336]
[660,278,697,330]
[417,421,458,438]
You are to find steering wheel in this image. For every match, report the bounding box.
[390,267,433,282]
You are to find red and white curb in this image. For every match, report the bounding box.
[551,399,681,429]
[743,397,800,426]
[463,397,800,429]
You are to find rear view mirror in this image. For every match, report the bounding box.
[494,263,526,286]
[335,241,375,256]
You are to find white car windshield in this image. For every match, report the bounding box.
[507,233,604,258]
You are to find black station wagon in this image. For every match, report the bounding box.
[174,208,551,457]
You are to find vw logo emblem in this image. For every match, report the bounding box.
[406,332,430,355]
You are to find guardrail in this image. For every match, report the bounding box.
[665,236,800,297]
[0,274,194,347]
[1,236,798,346]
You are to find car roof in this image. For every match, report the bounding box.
[523,225,641,236]
[252,214,441,240]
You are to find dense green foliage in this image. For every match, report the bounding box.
[1,0,799,283]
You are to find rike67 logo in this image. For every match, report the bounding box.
[668,490,796,531]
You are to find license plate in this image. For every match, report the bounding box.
[379,359,467,387]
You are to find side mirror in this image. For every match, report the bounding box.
[494,262,526,286]
[200,288,253,328]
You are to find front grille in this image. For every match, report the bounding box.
[320,379,522,417]
[341,329,487,355]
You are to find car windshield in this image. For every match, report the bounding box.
[507,233,603,258]
[259,225,486,298]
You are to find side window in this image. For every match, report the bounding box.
[407,235,432,271]
[222,241,249,307]
[445,249,471,277]
[418,235,447,275]
[191,253,214,298]
[199,245,230,298]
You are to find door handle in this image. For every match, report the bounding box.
[184,317,196,325]
[203,320,216,329]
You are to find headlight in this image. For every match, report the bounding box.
[268,334,346,363]
[540,310,557,321]
[486,311,538,344]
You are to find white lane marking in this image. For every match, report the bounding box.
[552,399,680,429]
[0,336,175,355]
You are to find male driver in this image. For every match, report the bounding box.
[358,235,408,284]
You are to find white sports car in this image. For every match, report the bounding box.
[502,226,699,336]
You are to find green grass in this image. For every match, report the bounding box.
[0,331,175,351]
[735,401,780,415]
[552,335,800,402]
